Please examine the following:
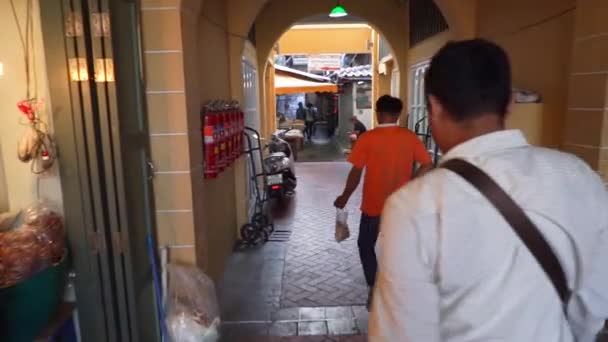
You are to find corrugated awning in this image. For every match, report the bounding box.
[275,73,338,94]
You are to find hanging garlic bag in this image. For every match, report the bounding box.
[15,99,56,174]
[17,125,41,162]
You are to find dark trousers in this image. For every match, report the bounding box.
[305,121,314,139]
[358,214,380,287]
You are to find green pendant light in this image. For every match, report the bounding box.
[329,1,348,18]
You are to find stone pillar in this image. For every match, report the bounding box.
[564,0,608,182]
[141,0,197,265]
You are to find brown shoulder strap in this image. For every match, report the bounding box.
[441,158,571,306]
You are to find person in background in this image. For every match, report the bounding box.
[296,102,307,121]
[305,102,319,141]
[348,115,367,148]
[370,39,608,341]
[334,95,433,309]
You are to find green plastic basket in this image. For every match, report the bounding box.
[0,255,68,342]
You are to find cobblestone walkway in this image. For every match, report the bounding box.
[278,163,367,307]
[218,161,367,340]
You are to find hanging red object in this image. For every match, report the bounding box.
[17,100,35,121]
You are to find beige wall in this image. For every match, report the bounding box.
[400,0,578,150]
[141,0,251,280]
[477,0,576,148]
[278,24,373,55]
[378,60,394,99]
[409,31,452,66]
[197,0,241,281]
[434,0,477,39]
[564,0,608,181]
[141,1,199,267]
[0,0,63,213]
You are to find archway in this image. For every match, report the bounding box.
[227,0,465,142]
[213,0,462,338]
[226,0,465,55]
[252,0,410,108]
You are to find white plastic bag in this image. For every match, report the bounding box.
[165,264,220,342]
[335,208,350,242]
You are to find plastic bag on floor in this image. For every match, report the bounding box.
[165,264,220,342]
[335,208,350,242]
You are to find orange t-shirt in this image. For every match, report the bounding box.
[348,125,432,216]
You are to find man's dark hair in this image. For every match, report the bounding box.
[425,39,512,121]
[376,95,403,115]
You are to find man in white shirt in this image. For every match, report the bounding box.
[370,39,608,342]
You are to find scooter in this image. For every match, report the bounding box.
[264,129,297,199]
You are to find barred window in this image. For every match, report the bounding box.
[248,23,256,46]
[409,0,448,46]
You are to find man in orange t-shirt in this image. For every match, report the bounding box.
[334,95,433,308]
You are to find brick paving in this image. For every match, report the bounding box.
[219,159,368,339]
[297,134,346,163]
[222,335,367,342]
[278,162,367,308]
[220,305,369,342]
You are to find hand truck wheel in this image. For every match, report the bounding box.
[240,224,261,244]
[261,228,270,242]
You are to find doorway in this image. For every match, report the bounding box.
[40,0,160,340]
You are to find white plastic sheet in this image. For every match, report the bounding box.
[165,264,220,342]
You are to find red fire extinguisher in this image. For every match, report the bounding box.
[203,110,218,179]
[230,109,238,160]
[238,110,244,156]
[216,109,226,172]
[225,109,234,166]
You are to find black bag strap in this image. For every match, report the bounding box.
[441,158,572,306]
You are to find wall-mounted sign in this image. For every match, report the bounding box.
[308,54,342,72]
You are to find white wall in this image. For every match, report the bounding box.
[352,83,373,129]
[0,0,63,212]
[338,83,354,141]
[390,68,400,97]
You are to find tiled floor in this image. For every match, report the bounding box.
[279,163,367,308]
[220,305,368,341]
[296,130,346,163]
[218,144,367,339]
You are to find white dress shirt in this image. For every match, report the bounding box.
[370,130,608,342]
